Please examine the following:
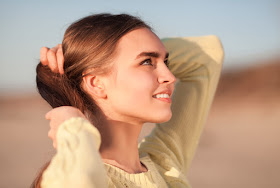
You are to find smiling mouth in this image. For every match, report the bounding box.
[153,93,170,99]
[152,93,171,103]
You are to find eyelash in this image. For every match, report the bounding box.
[140,58,169,68]
[164,59,169,68]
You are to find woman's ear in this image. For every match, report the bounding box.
[82,75,107,99]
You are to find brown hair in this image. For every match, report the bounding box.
[33,13,150,187]
[37,13,150,123]
[30,161,50,188]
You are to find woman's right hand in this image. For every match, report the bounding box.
[45,106,86,148]
[40,44,64,74]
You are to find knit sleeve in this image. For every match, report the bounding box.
[139,36,224,176]
[41,117,108,188]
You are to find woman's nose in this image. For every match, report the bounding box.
[157,64,176,84]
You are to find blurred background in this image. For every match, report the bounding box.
[0,0,279,187]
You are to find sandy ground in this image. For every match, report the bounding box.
[188,97,280,188]
[0,93,280,188]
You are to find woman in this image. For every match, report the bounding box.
[34,13,224,187]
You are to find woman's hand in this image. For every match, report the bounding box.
[45,106,86,148]
[40,44,64,74]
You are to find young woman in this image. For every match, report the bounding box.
[34,13,224,188]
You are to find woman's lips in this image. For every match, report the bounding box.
[152,92,172,103]
[153,97,171,103]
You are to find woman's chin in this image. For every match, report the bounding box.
[150,112,172,124]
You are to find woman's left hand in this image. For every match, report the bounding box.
[45,106,86,148]
[40,44,64,74]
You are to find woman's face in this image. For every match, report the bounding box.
[103,28,176,124]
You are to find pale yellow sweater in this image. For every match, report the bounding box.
[41,36,224,188]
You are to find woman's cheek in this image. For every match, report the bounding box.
[116,69,157,103]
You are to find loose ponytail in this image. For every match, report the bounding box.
[36,63,100,124]
[36,64,72,108]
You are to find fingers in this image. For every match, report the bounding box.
[48,129,57,149]
[56,44,64,74]
[40,47,49,66]
[46,109,57,149]
[41,44,64,74]
[48,129,53,139]
[45,110,52,120]
[47,45,59,73]
[45,106,84,150]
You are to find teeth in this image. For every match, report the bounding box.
[154,94,170,98]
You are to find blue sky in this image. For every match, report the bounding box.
[0,0,279,91]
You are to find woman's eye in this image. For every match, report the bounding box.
[164,59,169,68]
[140,59,153,66]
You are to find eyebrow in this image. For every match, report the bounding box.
[135,51,169,59]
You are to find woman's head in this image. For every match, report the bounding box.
[36,13,175,125]
[92,28,176,124]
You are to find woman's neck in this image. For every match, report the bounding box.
[97,119,147,174]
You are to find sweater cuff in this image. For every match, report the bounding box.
[57,117,102,149]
